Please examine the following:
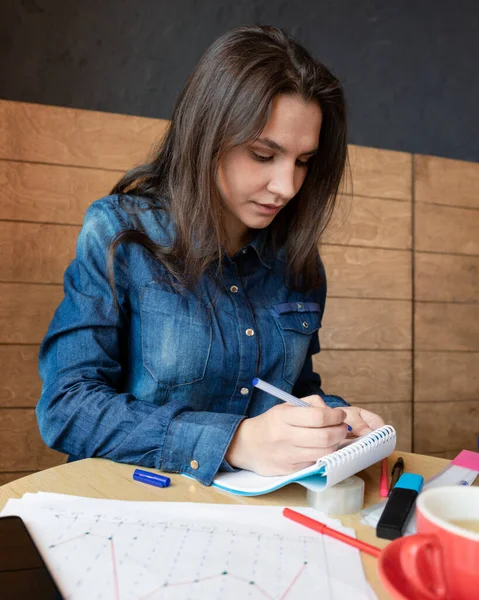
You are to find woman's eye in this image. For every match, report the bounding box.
[296,158,311,168]
[251,151,273,163]
[250,150,312,167]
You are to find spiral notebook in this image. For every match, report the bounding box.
[213,425,396,496]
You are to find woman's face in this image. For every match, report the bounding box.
[217,94,322,251]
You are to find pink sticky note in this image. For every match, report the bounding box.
[451,450,479,471]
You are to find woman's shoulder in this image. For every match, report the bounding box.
[84,194,161,225]
[81,194,173,245]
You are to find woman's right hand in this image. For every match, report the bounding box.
[225,395,348,476]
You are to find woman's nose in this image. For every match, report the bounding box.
[266,165,297,201]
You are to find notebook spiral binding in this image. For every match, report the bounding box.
[321,425,396,470]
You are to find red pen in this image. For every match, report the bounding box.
[379,458,389,498]
[283,508,381,558]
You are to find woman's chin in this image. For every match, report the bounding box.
[242,211,277,230]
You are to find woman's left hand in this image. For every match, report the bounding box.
[340,406,385,437]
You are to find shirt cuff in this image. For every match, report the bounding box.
[161,411,246,485]
[320,393,351,408]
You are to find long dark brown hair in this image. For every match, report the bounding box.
[109,25,348,292]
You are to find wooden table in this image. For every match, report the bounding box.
[0,451,453,599]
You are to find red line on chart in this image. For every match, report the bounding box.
[50,532,120,600]
[50,532,111,547]
[279,564,307,600]
[228,573,272,598]
[50,532,307,600]
[157,573,221,589]
[110,537,120,600]
[49,533,90,547]
[139,563,307,600]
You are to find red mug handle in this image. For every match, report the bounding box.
[397,534,448,600]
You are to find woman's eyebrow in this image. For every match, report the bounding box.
[255,137,317,156]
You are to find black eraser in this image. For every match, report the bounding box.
[376,487,419,540]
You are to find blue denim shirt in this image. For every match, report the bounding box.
[37,195,349,485]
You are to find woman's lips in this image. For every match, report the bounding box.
[252,201,282,215]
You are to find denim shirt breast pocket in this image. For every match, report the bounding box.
[270,301,323,385]
[140,284,212,387]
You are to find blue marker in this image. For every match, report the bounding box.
[133,469,171,488]
[252,378,353,431]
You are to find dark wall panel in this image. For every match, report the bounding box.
[1,0,478,162]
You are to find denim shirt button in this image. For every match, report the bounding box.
[230,285,239,293]
[302,321,309,329]
[245,328,255,337]
[240,387,249,395]
[190,459,199,470]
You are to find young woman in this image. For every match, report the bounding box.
[37,25,384,485]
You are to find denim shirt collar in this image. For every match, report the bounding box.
[236,227,274,269]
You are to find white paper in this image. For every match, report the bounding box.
[1,493,377,600]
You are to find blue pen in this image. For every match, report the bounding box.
[133,469,171,488]
[252,377,352,431]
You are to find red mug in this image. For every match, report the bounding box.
[378,486,479,600]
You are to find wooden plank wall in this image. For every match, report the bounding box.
[316,146,413,452]
[1,99,477,483]
[0,100,168,485]
[414,155,479,459]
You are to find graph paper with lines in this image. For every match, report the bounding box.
[1,493,376,600]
